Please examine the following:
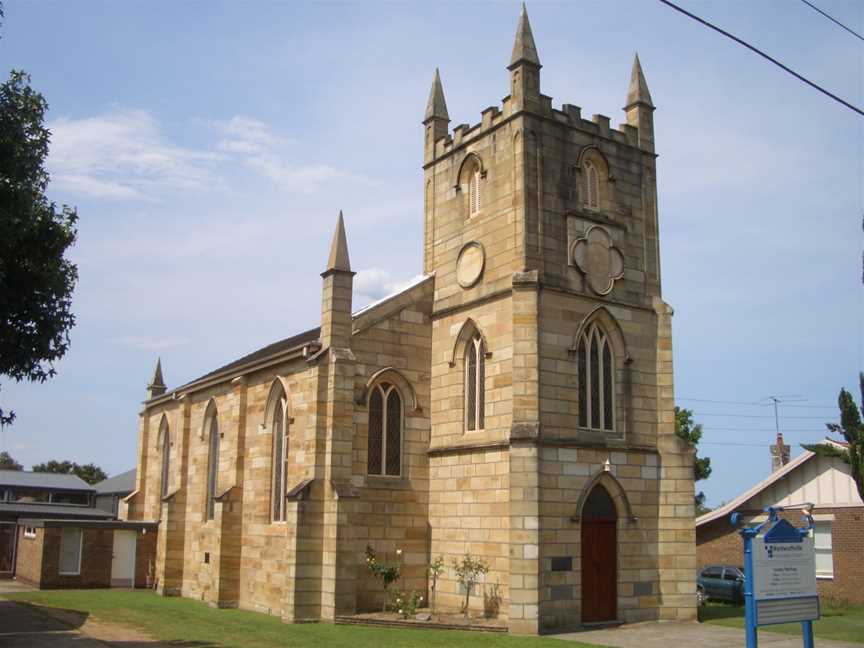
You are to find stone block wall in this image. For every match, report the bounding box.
[536,447,663,630]
[428,446,510,619]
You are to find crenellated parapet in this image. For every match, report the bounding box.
[423,5,654,166]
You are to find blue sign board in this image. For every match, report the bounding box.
[731,507,819,648]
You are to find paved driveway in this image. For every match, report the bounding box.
[0,599,108,647]
[554,621,859,648]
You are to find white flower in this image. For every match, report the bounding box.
[396,549,403,555]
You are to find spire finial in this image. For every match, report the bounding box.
[146,358,166,399]
[424,68,449,123]
[625,53,653,108]
[150,358,165,388]
[326,210,351,273]
[510,2,541,69]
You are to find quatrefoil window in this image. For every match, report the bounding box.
[571,226,624,296]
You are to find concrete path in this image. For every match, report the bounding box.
[553,621,860,648]
[0,578,35,594]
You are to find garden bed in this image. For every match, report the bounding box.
[337,609,507,633]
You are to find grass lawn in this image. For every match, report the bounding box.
[2,589,603,648]
[699,601,864,644]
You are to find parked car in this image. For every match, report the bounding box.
[696,564,745,605]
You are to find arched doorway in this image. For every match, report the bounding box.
[581,484,617,623]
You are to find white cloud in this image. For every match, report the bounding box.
[47,111,370,201]
[354,268,425,308]
[214,116,371,193]
[48,109,222,199]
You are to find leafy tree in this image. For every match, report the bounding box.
[32,460,106,485]
[0,450,22,470]
[0,65,79,426]
[675,406,713,515]
[803,373,864,502]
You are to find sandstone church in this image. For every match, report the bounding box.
[126,5,697,633]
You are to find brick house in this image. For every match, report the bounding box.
[1,469,157,589]
[696,435,864,604]
[125,5,697,634]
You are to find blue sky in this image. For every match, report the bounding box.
[1,0,861,507]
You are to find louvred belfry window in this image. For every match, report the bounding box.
[577,323,614,431]
[465,333,486,431]
[367,382,402,477]
[585,162,599,209]
[469,169,481,216]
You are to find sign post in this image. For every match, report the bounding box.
[731,507,818,648]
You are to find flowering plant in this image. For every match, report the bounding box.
[365,545,402,612]
[392,589,423,619]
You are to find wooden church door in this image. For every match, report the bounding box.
[581,484,617,623]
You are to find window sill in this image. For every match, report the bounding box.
[816,573,834,581]
[58,572,80,576]
[365,476,409,489]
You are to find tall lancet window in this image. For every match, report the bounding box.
[465,333,486,431]
[584,161,599,210]
[204,405,220,521]
[367,382,402,477]
[159,417,171,499]
[469,168,481,216]
[577,323,614,431]
[271,391,289,521]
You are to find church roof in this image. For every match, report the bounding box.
[180,326,322,390]
[158,274,433,400]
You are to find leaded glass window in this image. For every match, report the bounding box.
[205,408,220,521]
[465,333,485,431]
[271,394,289,522]
[368,382,401,477]
[576,324,614,431]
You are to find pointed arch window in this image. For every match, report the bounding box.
[465,333,486,431]
[577,323,614,431]
[271,392,289,521]
[204,406,220,521]
[367,382,402,477]
[584,161,600,210]
[159,417,171,499]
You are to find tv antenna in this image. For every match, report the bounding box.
[760,395,807,436]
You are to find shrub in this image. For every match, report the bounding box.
[391,589,423,619]
[427,555,445,615]
[452,553,489,619]
[365,545,401,612]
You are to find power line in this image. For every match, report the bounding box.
[694,412,834,420]
[702,427,826,433]
[657,0,864,117]
[702,441,777,447]
[799,0,864,42]
[679,397,836,409]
